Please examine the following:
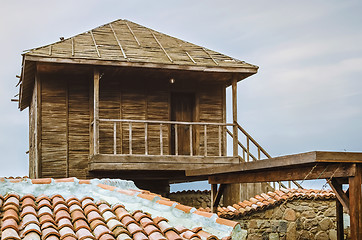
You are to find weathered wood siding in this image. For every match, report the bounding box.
[41,74,67,178]
[33,69,226,179]
[28,79,37,178]
[98,76,170,155]
[199,85,224,156]
[40,73,90,178]
[68,76,89,178]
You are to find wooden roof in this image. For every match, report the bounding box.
[19,19,258,110]
[24,19,257,70]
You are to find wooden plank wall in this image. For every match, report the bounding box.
[199,85,224,156]
[41,74,67,178]
[98,75,170,155]
[68,76,89,178]
[36,69,225,179]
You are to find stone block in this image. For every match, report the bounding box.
[269,233,279,240]
[286,222,296,240]
[301,210,316,218]
[278,220,288,233]
[329,229,337,240]
[293,205,309,212]
[274,208,283,219]
[298,230,312,240]
[319,217,333,231]
[303,218,318,229]
[249,220,258,229]
[324,207,336,217]
[283,208,296,221]
[315,231,328,240]
[265,209,273,218]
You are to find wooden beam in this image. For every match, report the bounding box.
[349,164,362,239]
[329,178,350,214]
[90,154,239,164]
[93,68,100,154]
[316,151,362,163]
[24,55,258,74]
[109,23,127,59]
[208,163,357,184]
[187,151,362,177]
[89,162,238,171]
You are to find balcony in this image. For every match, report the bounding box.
[88,118,273,182]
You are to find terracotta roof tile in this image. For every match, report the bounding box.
[0,178,241,239]
[149,231,167,240]
[21,223,42,237]
[59,226,77,239]
[3,208,20,222]
[198,188,336,220]
[2,228,21,240]
[1,218,19,232]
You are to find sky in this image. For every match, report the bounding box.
[0,1,361,191]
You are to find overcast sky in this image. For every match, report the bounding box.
[0,1,361,190]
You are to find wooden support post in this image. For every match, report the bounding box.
[211,184,217,213]
[336,198,344,240]
[329,178,345,240]
[93,68,100,155]
[212,184,226,213]
[223,75,241,206]
[232,76,238,157]
[35,71,42,178]
[349,164,362,240]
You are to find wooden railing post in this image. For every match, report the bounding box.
[93,68,100,155]
[175,124,178,155]
[246,137,250,162]
[189,125,193,156]
[160,123,163,155]
[129,122,132,154]
[204,125,207,156]
[113,121,117,154]
[218,125,222,157]
[144,123,148,155]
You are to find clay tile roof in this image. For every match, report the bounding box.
[0,178,242,239]
[199,188,336,220]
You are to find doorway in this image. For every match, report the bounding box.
[170,92,196,155]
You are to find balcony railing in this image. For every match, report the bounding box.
[90,118,302,189]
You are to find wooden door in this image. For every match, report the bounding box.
[171,92,195,155]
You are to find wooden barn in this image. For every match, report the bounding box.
[17,19,272,196]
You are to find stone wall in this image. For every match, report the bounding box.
[236,199,341,240]
[169,190,211,209]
